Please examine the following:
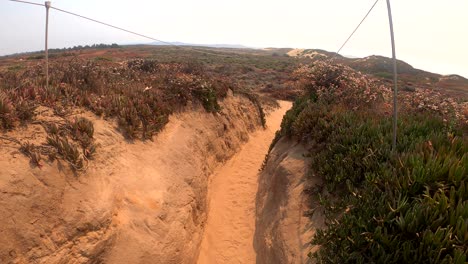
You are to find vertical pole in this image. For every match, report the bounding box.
[386,0,398,152]
[45,1,51,88]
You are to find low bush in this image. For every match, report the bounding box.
[293,61,390,110]
[192,83,222,113]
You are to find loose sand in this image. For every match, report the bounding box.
[197,101,291,264]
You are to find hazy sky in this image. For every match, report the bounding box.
[1,0,467,77]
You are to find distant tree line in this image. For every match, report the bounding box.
[1,43,121,59]
[48,43,120,53]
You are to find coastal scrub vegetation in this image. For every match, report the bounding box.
[271,61,467,263]
[0,54,269,171]
[0,58,236,139]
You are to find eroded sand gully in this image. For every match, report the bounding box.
[0,94,266,264]
[197,101,292,264]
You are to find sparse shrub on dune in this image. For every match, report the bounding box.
[46,134,84,171]
[117,104,141,139]
[14,97,36,123]
[68,117,94,141]
[0,91,16,129]
[19,141,42,168]
[43,122,61,136]
[67,117,97,159]
[19,117,97,171]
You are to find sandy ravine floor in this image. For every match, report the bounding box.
[197,101,292,264]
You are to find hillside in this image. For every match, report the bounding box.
[1,45,467,263]
[259,61,467,263]
[287,48,468,98]
[3,45,467,100]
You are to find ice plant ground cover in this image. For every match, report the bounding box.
[0,59,234,138]
[269,61,467,263]
[0,57,266,170]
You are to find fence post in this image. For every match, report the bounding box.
[45,1,51,88]
[386,0,398,152]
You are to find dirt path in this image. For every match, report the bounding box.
[197,101,291,264]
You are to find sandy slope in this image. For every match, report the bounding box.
[254,137,325,264]
[197,101,291,264]
[0,93,263,264]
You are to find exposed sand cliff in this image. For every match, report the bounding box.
[254,138,325,264]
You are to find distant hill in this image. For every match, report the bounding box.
[148,41,249,49]
[286,49,468,97]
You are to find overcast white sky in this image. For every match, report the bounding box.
[1,0,467,77]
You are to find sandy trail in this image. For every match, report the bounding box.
[197,101,291,264]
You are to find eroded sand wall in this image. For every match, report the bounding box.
[254,137,324,264]
[0,92,261,264]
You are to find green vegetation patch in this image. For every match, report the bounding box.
[271,61,467,263]
[0,58,237,139]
